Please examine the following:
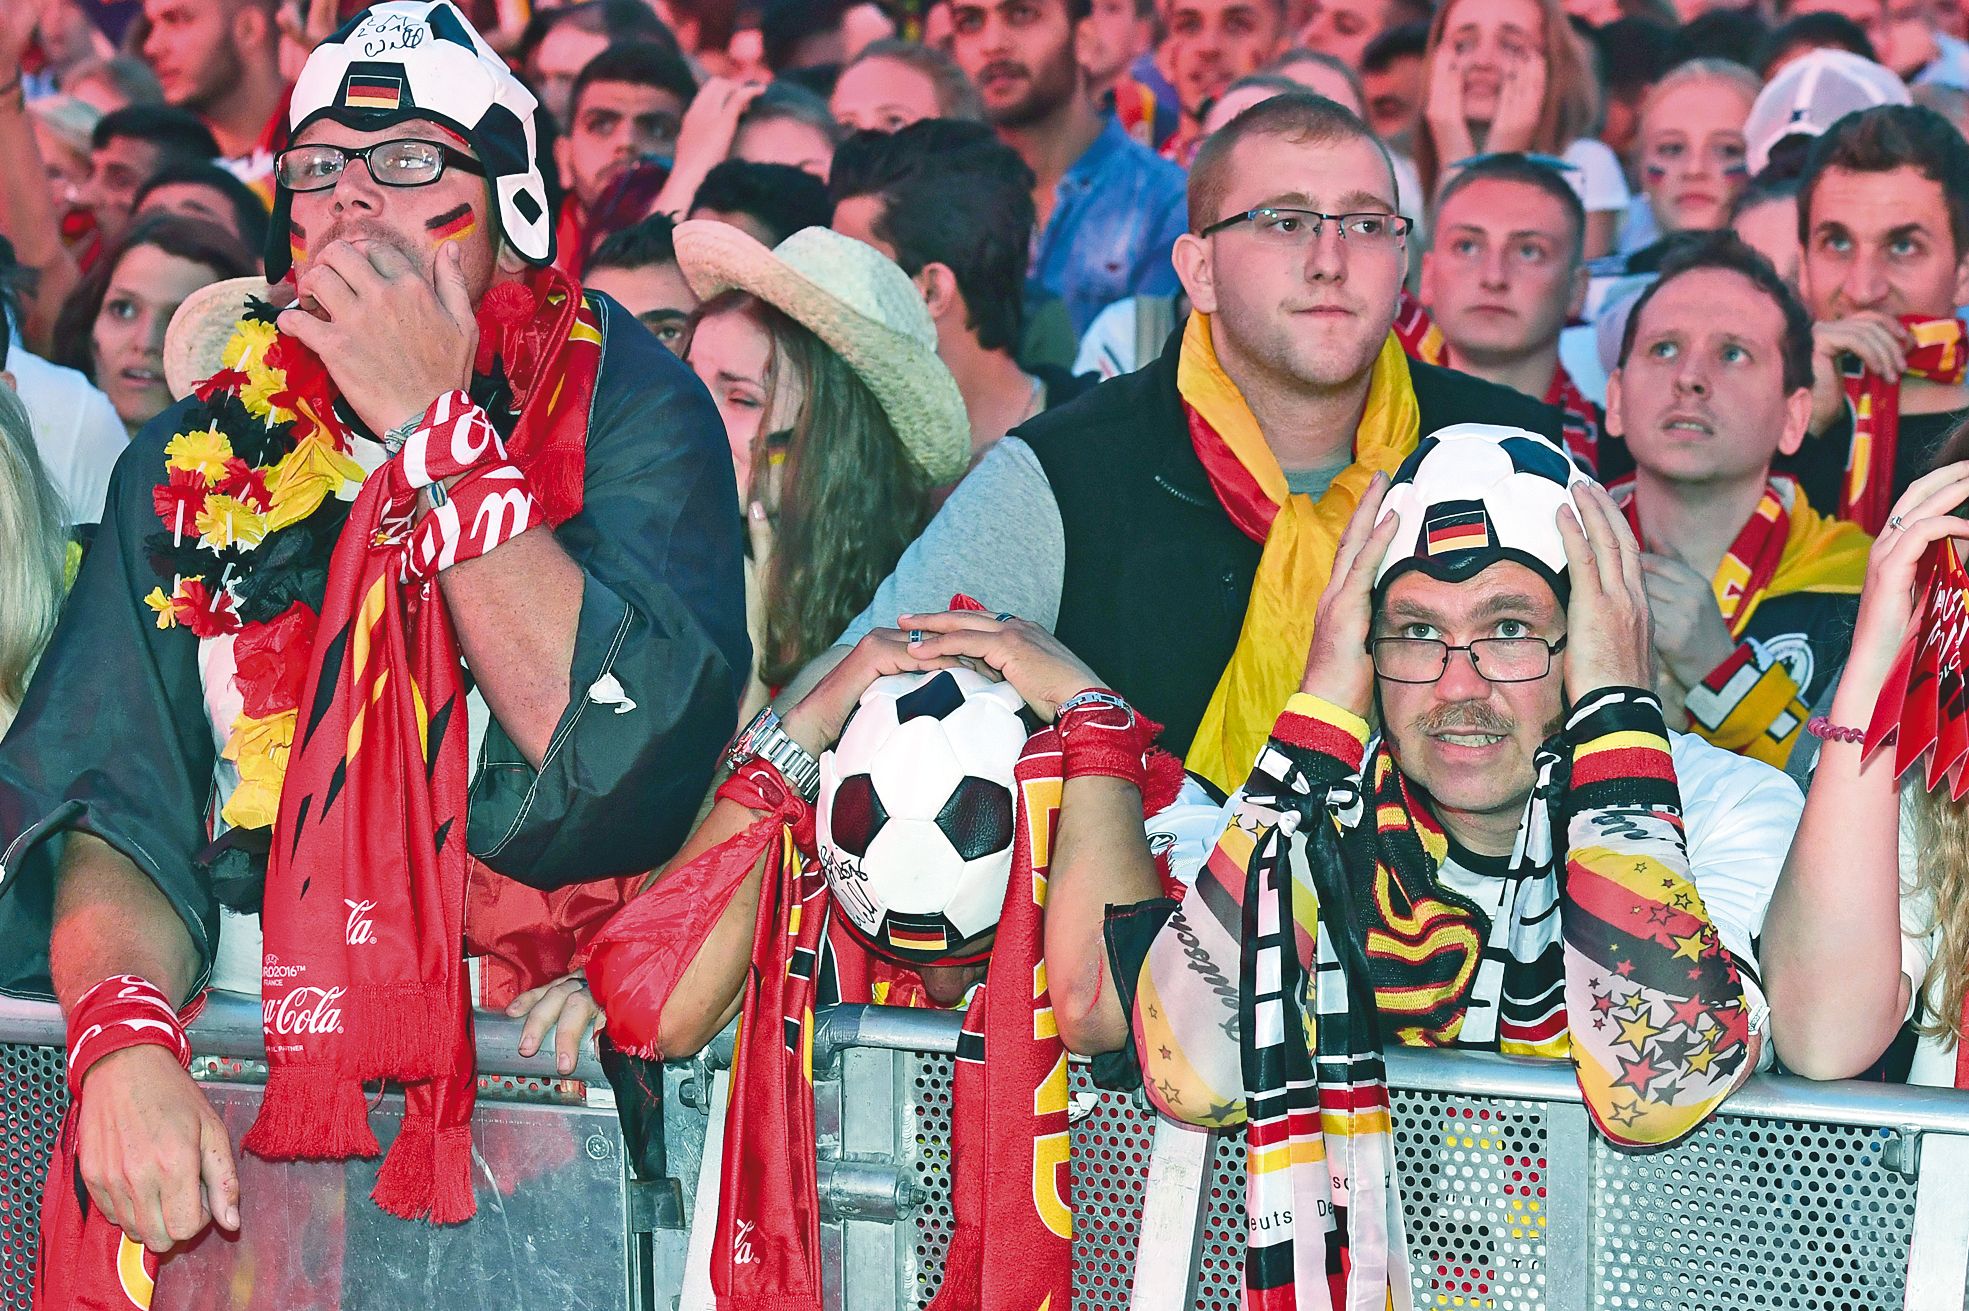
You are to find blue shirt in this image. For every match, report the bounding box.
[1031,117,1189,336]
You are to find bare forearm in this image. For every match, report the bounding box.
[50,834,201,1013]
[1763,684,1910,1078]
[643,794,774,1054]
[1046,776,1159,1055]
[439,526,584,768]
[0,99,80,352]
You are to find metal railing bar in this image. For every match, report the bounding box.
[812,1004,963,1067]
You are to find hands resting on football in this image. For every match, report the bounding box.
[782,615,1106,757]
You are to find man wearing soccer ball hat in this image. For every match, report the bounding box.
[990,424,1803,1305]
[0,0,747,1298]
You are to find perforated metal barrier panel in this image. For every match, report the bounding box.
[0,1044,64,1309]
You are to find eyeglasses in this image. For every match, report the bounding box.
[1199,207,1413,248]
[1366,635,1567,685]
[275,138,487,192]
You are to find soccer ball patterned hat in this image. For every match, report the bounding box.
[266,0,553,281]
[1374,423,1595,599]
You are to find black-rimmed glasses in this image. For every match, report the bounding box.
[1199,207,1413,248]
[275,139,487,192]
[1366,635,1567,685]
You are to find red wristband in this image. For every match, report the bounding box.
[1058,691,1159,789]
[718,757,818,855]
[64,975,203,1097]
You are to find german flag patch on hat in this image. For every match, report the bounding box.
[1423,500,1493,556]
[342,71,407,111]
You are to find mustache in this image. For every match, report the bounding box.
[979,61,1030,81]
[1413,701,1514,736]
[315,219,428,267]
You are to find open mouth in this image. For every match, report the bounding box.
[1664,417,1714,437]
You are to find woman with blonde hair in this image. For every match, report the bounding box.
[0,381,72,734]
[1415,0,1628,257]
[1764,431,1969,1085]
[1631,59,1761,245]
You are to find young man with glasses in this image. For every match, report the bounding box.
[1605,234,1870,771]
[791,93,1563,792]
[0,2,747,1286]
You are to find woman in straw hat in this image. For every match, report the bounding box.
[674,220,970,722]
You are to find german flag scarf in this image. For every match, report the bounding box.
[1181,312,1419,794]
[1840,315,1967,533]
[585,710,1183,1310]
[1134,690,1757,1307]
[238,268,602,1222]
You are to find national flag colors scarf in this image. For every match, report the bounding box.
[1840,315,1967,533]
[1610,475,1869,766]
[1180,312,1419,794]
[1134,690,1757,1307]
[238,267,603,1223]
[586,679,1186,1311]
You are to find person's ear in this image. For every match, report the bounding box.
[914,262,963,322]
[1604,367,1625,438]
[235,2,272,50]
[1777,384,1813,457]
[497,242,529,274]
[1566,259,1589,321]
[1952,242,1969,311]
[1172,231,1218,314]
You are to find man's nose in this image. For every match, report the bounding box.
[1843,248,1892,308]
[329,158,386,213]
[1303,224,1348,280]
[1433,647,1492,701]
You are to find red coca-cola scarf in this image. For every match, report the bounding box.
[1840,315,1967,533]
[238,267,603,1222]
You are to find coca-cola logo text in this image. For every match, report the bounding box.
[264,986,346,1036]
[344,898,377,946]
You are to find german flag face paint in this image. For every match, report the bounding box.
[426,203,477,244]
[288,224,308,270]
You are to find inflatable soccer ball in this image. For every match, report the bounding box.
[1375,423,1593,588]
[817,668,1031,964]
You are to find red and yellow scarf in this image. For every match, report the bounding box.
[1840,315,1967,533]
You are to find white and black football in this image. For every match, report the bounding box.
[816,668,1030,964]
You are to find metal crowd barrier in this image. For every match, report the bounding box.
[5,997,1969,1309]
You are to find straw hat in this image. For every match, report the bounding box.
[164,276,278,401]
[673,221,971,485]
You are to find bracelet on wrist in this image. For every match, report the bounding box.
[1806,715,1867,745]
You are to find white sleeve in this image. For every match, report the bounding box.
[1896,785,1939,1021]
[1562,137,1632,213]
[1144,775,1234,890]
[833,436,1066,645]
[1073,299,1140,382]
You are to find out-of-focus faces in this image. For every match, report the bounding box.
[531,21,612,127]
[586,259,699,354]
[724,26,771,82]
[1802,163,1969,322]
[78,136,165,245]
[830,55,946,133]
[1177,130,1406,393]
[558,80,687,211]
[32,122,91,214]
[141,0,247,113]
[92,242,225,430]
[1079,0,1153,89]
[1295,0,1390,70]
[1440,0,1547,126]
[949,0,1082,128]
[1637,77,1754,236]
[731,116,835,180]
[1608,266,1809,487]
[135,180,245,244]
[688,301,805,500]
[1790,0,1888,48]
[1363,48,1425,146]
[1563,0,1622,25]
[1164,0,1290,120]
[1733,194,1803,289]
[1420,175,1582,365]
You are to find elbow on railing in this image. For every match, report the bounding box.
[1765,995,1901,1083]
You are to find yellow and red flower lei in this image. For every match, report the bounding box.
[145,310,366,832]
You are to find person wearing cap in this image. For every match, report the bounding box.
[1777,105,1969,531]
[1603,233,1870,772]
[0,0,747,1282]
[788,93,1564,791]
[956,426,1795,1298]
[674,220,971,724]
[1741,47,1911,183]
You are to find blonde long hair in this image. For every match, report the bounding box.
[1908,787,1969,1046]
[1412,0,1603,197]
[0,384,67,734]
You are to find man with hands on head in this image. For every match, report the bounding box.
[1604,233,1870,770]
[0,0,745,1283]
[1059,428,1797,1158]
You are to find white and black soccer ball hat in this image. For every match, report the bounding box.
[268,0,553,281]
[1374,423,1597,600]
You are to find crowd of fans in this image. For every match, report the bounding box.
[7,0,1969,1299]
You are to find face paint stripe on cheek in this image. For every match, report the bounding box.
[426,203,477,243]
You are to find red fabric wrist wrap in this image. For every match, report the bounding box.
[1057,692,1160,789]
[64,974,200,1096]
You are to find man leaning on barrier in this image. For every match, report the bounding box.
[0,1,746,1300]
[1048,426,1802,1305]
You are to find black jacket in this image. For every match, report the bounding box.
[0,294,749,999]
[1022,336,1565,757]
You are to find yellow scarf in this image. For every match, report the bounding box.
[1180,313,1422,791]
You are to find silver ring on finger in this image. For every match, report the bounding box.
[995,612,1015,623]
[1888,514,1907,531]
[909,629,924,645]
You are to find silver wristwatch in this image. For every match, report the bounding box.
[725,706,822,802]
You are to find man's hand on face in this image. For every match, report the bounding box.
[1808,312,1911,435]
[1638,551,1736,691]
[280,237,480,437]
[1299,472,1401,721]
[1555,481,1656,700]
[78,1045,240,1253]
